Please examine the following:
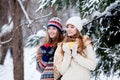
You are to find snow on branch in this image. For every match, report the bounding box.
[34,12,52,22]
[83,0,120,27]
[0,38,12,45]
[36,0,49,13]
[0,26,19,45]
[17,0,32,27]
[36,0,57,13]
[0,11,52,44]
[18,0,52,28]
[0,16,13,37]
[83,14,105,27]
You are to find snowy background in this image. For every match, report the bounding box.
[0,0,120,80]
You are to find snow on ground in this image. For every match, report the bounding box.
[24,47,40,80]
[0,47,119,80]
[0,47,40,80]
[0,49,14,80]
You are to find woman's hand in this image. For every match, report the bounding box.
[62,43,71,56]
[72,42,78,57]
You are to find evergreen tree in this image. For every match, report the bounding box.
[37,0,116,18]
[86,1,120,79]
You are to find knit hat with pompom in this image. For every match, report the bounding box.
[47,17,63,33]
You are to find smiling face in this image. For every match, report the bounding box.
[47,26,58,39]
[66,24,77,37]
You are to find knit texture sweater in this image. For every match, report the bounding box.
[36,44,55,80]
[54,38,97,80]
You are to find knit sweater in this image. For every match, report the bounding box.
[54,39,97,80]
[36,44,55,80]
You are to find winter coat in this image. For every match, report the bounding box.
[54,37,97,80]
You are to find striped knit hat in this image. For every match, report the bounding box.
[47,17,63,33]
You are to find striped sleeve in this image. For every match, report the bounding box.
[36,58,48,73]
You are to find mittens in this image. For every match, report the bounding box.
[40,44,54,62]
[72,42,78,57]
[42,54,50,62]
[62,43,71,56]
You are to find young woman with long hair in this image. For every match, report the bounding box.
[36,17,64,80]
[54,16,96,80]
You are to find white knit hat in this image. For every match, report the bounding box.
[66,16,83,31]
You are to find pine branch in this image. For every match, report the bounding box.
[83,14,105,27]
[0,37,12,45]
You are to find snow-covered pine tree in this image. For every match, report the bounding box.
[79,0,117,18]
[25,28,46,47]
[36,0,116,18]
[85,1,120,79]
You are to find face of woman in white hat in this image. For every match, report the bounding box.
[66,24,77,37]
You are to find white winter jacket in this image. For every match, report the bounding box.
[54,40,96,80]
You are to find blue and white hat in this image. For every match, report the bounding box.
[47,17,63,33]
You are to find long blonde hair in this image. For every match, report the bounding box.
[37,29,64,59]
[60,30,87,57]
